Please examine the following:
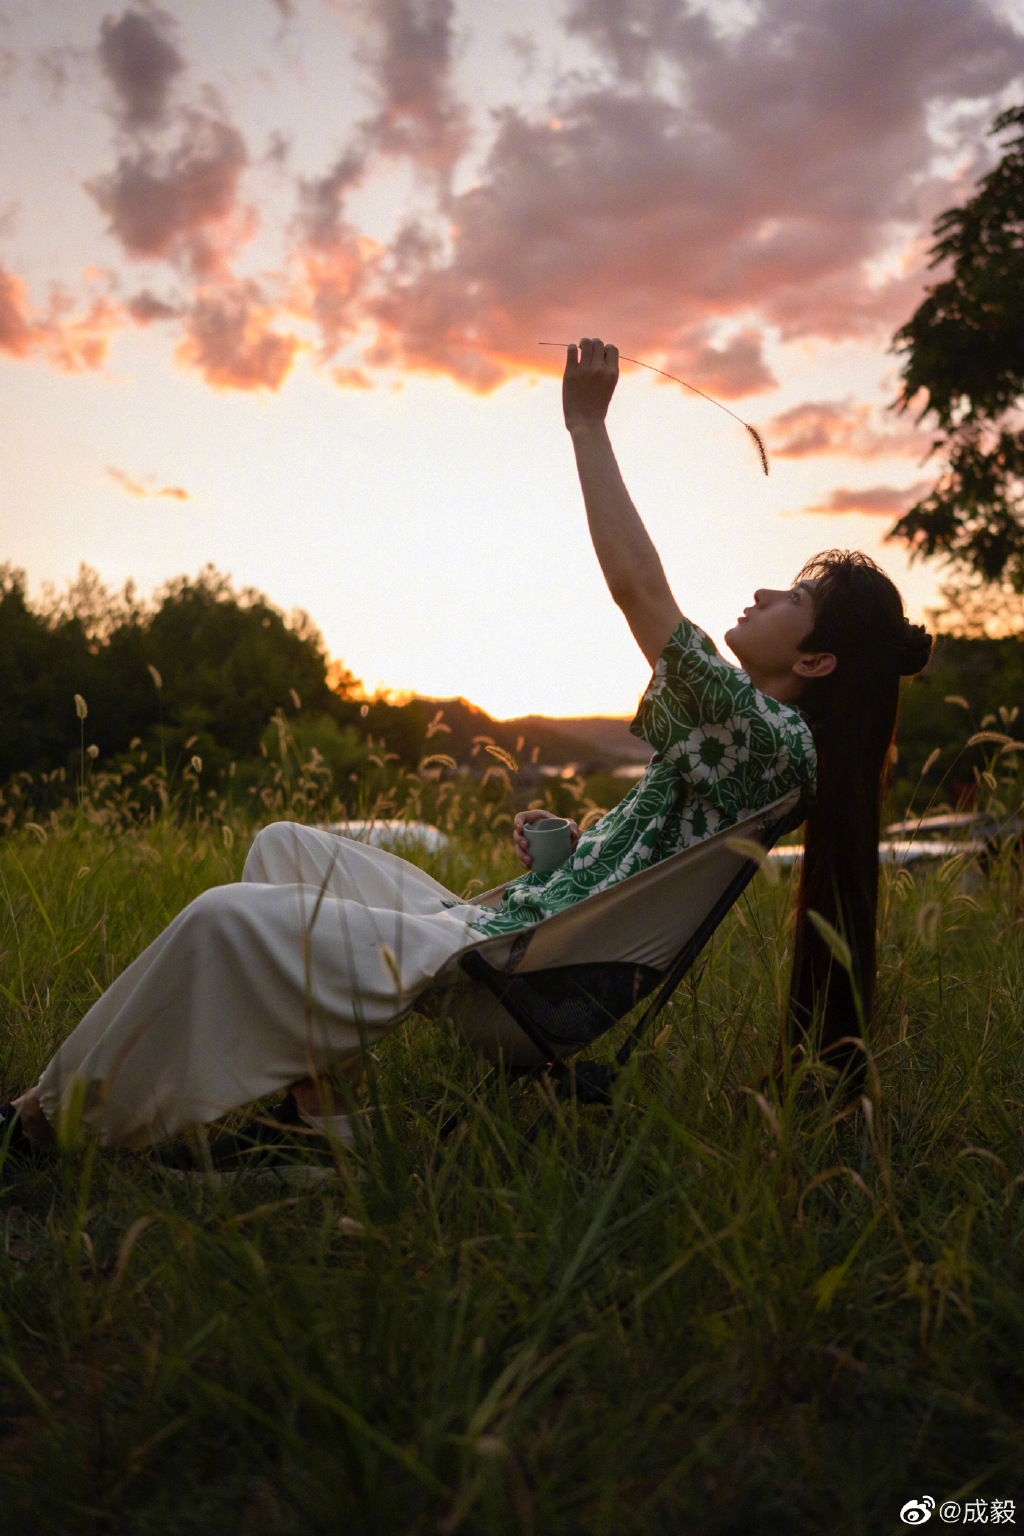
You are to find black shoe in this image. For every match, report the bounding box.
[0,1102,51,1172]
[149,1094,338,1185]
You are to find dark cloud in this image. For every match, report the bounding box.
[353,0,470,177]
[0,44,16,94]
[98,9,185,132]
[296,148,368,250]
[87,113,249,273]
[564,0,697,84]
[767,399,934,459]
[805,481,933,516]
[126,288,181,323]
[35,45,90,103]
[176,280,300,390]
[107,466,189,499]
[505,30,538,75]
[264,131,290,167]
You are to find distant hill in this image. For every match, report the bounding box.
[342,697,648,773]
[507,714,653,764]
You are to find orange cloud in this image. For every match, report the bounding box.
[106,466,189,500]
[804,481,932,517]
[0,267,33,357]
[290,235,378,362]
[332,364,373,388]
[35,290,122,372]
[0,265,122,369]
[176,280,300,391]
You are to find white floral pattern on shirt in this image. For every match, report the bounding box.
[468,615,816,936]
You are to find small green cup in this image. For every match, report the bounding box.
[524,816,573,874]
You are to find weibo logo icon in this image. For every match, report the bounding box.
[900,1498,935,1524]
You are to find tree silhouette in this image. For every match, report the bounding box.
[890,105,1024,588]
[0,564,361,783]
[0,565,97,778]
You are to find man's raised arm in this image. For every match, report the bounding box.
[564,338,682,669]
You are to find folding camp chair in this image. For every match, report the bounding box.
[426,785,806,1108]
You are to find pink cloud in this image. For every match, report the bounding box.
[87,113,251,275]
[767,399,935,460]
[657,327,776,399]
[805,481,933,516]
[283,0,470,363]
[8,0,1024,404]
[338,0,1024,391]
[290,151,379,357]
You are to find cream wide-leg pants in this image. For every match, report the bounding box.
[36,822,489,1148]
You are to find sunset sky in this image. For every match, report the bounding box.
[2,0,1023,717]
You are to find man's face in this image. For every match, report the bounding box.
[724,580,819,683]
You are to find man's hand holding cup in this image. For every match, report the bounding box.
[513,809,581,873]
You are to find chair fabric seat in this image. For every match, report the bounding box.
[425,787,804,1069]
[459,953,663,1051]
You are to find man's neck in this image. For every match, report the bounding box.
[743,666,803,705]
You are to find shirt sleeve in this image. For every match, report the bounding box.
[629,614,816,812]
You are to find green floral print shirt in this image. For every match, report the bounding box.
[466,615,817,937]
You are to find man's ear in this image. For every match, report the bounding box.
[792,651,837,681]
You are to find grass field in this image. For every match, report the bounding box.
[1,754,1024,1534]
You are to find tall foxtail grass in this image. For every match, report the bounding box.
[0,722,1023,1531]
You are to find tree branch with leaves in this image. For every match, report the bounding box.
[889,104,1024,588]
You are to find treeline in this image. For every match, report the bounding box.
[3,562,1023,818]
[892,632,1024,811]
[0,566,613,808]
[0,564,368,790]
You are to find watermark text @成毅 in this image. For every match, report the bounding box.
[900,1496,1016,1524]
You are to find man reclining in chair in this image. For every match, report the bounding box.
[2,339,931,1171]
